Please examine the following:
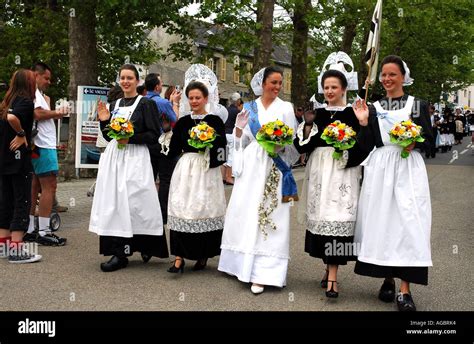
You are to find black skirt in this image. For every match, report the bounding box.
[170,229,222,260]
[100,233,169,258]
[354,260,428,285]
[305,231,357,265]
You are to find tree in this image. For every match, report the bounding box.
[0,1,69,101]
[309,0,474,103]
[253,0,276,72]
[278,0,313,107]
[63,0,98,179]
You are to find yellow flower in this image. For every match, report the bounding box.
[337,123,346,129]
[276,120,284,126]
[199,132,208,141]
[197,124,207,131]
[288,128,294,136]
[190,131,196,138]
[265,128,274,136]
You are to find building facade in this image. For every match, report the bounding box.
[146,24,292,106]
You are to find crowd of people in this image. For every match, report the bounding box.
[2,52,458,312]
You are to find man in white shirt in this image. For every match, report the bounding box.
[26,62,68,246]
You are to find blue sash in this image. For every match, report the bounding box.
[244,101,298,202]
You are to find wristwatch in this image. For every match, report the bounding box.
[16,130,26,137]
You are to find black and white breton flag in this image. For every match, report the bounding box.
[365,0,383,84]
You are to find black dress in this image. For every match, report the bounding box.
[294,106,370,265]
[166,114,227,260]
[97,96,169,259]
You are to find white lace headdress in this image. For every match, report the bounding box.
[317,51,359,94]
[310,52,358,109]
[179,64,220,116]
[378,60,414,86]
[250,67,267,96]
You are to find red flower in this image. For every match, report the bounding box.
[274,129,283,136]
[338,130,345,141]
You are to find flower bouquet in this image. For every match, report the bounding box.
[389,120,424,158]
[256,120,294,158]
[321,120,357,159]
[106,117,134,149]
[188,121,217,151]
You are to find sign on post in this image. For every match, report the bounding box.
[75,86,109,169]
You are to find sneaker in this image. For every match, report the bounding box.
[37,233,67,246]
[8,253,42,264]
[23,232,38,243]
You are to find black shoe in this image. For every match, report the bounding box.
[320,269,329,289]
[100,256,128,272]
[378,279,396,302]
[325,280,338,298]
[192,259,207,271]
[396,292,417,311]
[167,258,185,273]
[37,233,67,246]
[23,232,38,242]
[141,253,152,263]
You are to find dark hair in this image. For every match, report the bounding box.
[164,85,175,100]
[1,69,36,120]
[145,73,160,91]
[32,62,51,74]
[119,64,139,80]
[262,66,283,84]
[185,81,209,98]
[321,69,348,90]
[380,55,406,75]
[136,85,146,95]
[107,85,124,103]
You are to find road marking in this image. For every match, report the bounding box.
[460,149,468,155]
[448,150,458,164]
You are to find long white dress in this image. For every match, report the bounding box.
[354,96,432,268]
[218,97,299,287]
[89,96,163,238]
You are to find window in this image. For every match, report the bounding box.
[233,59,252,84]
[206,55,225,81]
[220,57,226,81]
[233,56,240,83]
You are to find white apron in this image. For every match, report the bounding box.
[354,96,432,267]
[89,96,164,237]
[168,152,226,233]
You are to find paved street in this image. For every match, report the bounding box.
[1,143,473,312]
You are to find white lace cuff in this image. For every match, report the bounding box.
[336,149,349,169]
[297,121,318,146]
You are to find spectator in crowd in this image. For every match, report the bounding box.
[222,92,243,185]
[27,62,68,246]
[0,69,42,263]
[144,73,182,226]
